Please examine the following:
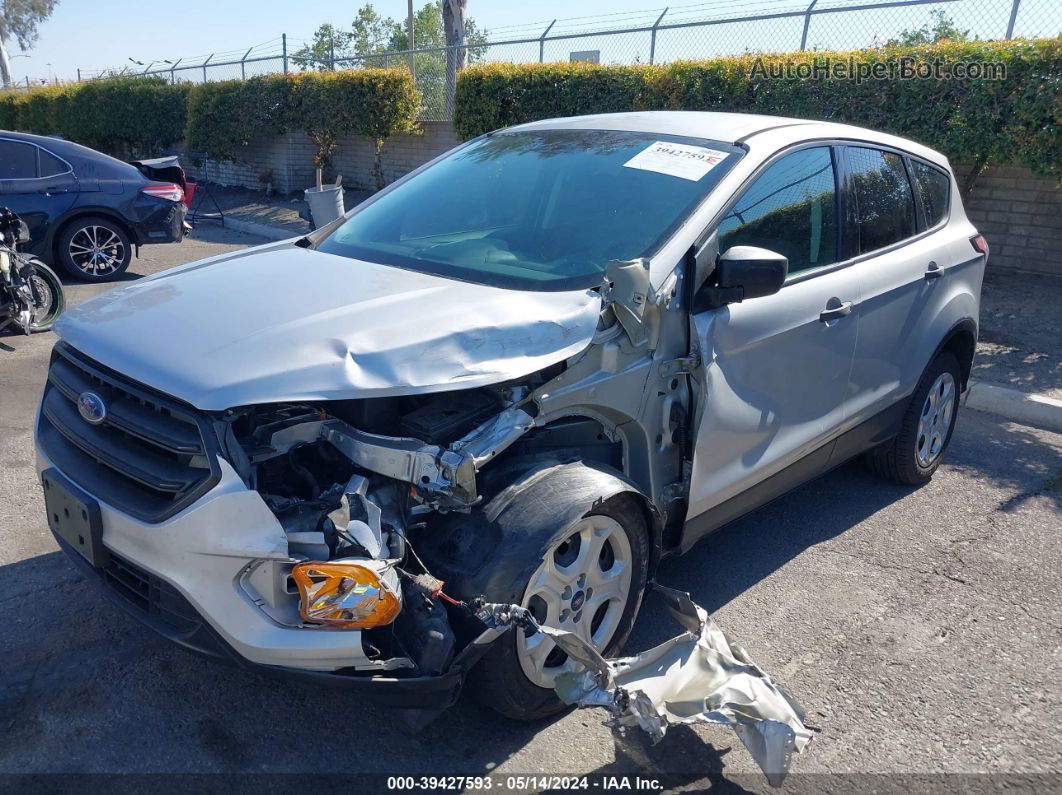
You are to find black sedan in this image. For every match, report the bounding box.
[0,131,187,282]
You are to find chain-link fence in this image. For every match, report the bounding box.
[40,0,1062,119]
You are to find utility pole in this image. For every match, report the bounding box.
[407,0,415,80]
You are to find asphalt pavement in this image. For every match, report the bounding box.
[1,228,1060,790]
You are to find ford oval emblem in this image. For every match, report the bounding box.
[77,391,107,425]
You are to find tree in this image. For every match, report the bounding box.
[292,24,353,72]
[442,0,467,117]
[295,3,487,116]
[386,2,486,117]
[0,0,58,88]
[888,10,971,46]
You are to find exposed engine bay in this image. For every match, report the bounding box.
[224,375,558,675]
[205,261,809,785]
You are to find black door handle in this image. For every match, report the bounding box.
[819,300,853,322]
[924,261,943,281]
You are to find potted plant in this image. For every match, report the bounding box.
[303,131,345,228]
[295,75,346,228]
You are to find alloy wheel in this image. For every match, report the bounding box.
[517,514,633,689]
[68,225,125,276]
[916,371,956,468]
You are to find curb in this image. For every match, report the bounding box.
[963,379,1062,433]
[221,215,305,242]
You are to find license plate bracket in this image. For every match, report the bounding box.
[42,468,107,568]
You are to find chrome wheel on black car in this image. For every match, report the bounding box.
[57,217,131,281]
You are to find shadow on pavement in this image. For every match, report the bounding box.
[3,411,1059,776]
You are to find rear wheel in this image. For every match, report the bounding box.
[866,351,961,485]
[57,217,131,281]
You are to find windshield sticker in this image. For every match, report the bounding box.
[623,141,730,181]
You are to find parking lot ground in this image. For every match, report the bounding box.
[1,232,1060,787]
[976,270,1062,401]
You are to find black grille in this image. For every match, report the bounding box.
[102,552,201,636]
[37,343,220,522]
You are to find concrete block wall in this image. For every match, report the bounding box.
[183,122,460,195]
[334,121,460,188]
[960,164,1060,277]
[182,134,297,193]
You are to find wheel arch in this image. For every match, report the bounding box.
[420,459,662,600]
[934,318,978,390]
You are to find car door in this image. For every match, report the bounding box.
[842,146,953,424]
[0,138,79,256]
[684,145,860,542]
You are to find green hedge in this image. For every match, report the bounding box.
[0,77,189,158]
[2,69,420,190]
[185,70,420,188]
[454,38,1062,181]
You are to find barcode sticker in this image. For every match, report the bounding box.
[623,141,730,181]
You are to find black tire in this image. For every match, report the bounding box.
[468,492,648,720]
[866,350,962,485]
[426,464,651,721]
[57,216,132,282]
[13,259,65,333]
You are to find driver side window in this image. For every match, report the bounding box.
[717,146,839,275]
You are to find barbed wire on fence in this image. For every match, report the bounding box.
[6,0,1058,120]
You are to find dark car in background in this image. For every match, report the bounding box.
[0,131,186,282]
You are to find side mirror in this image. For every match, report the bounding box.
[17,221,30,244]
[695,245,788,310]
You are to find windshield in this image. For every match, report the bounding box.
[316,129,743,291]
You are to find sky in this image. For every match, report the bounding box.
[12,0,675,83]
[9,0,1057,84]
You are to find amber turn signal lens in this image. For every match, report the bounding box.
[292,560,401,629]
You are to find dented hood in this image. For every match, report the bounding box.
[55,246,601,410]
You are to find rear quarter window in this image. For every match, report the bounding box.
[848,146,916,254]
[39,149,70,177]
[911,161,951,228]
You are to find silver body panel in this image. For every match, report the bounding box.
[36,112,983,672]
[55,246,600,410]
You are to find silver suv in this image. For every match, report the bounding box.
[36,112,986,719]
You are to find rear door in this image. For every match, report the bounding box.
[842,145,955,424]
[0,138,79,256]
[685,145,860,540]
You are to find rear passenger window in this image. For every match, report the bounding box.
[717,146,838,275]
[912,161,950,228]
[848,147,916,253]
[39,149,69,178]
[0,140,38,179]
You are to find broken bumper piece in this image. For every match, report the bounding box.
[54,529,497,711]
[540,585,813,788]
[66,524,810,783]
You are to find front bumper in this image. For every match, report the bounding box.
[35,439,475,708]
[52,530,467,709]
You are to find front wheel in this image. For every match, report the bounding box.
[465,492,649,720]
[13,259,65,333]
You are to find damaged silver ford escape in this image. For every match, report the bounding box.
[36,112,985,724]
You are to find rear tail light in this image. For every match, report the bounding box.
[971,234,989,256]
[141,183,184,202]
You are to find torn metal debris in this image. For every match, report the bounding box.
[531,585,813,788]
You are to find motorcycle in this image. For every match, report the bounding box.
[0,207,65,335]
